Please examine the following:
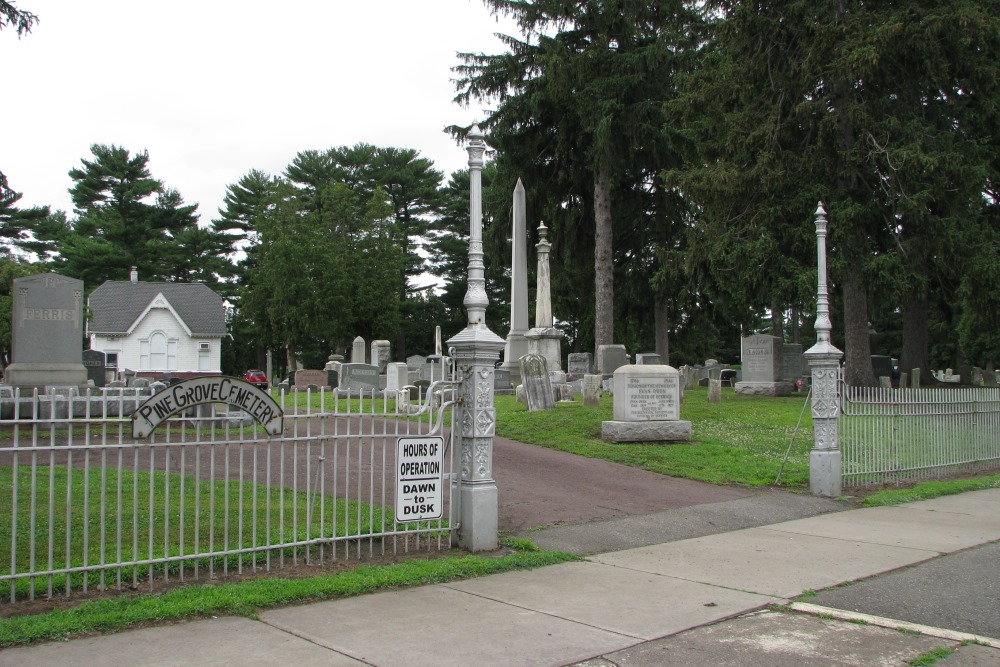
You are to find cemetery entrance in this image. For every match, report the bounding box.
[0,382,458,602]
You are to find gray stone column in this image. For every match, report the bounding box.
[447,125,506,552]
[804,203,843,497]
[502,179,531,382]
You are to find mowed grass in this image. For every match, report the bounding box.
[0,544,575,647]
[495,386,814,487]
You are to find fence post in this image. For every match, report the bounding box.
[447,125,506,551]
[804,203,844,496]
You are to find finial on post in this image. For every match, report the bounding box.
[813,201,833,345]
[463,124,489,326]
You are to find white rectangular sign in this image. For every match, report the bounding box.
[395,436,444,522]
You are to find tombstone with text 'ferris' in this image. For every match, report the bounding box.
[601,365,691,443]
[5,273,87,390]
[734,334,793,396]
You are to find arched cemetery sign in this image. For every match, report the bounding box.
[132,377,283,438]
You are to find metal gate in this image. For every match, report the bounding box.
[0,382,458,602]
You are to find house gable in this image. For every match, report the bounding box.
[127,293,193,337]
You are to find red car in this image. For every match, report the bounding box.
[243,369,269,390]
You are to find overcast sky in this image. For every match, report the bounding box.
[3,0,518,221]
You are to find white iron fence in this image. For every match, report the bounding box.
[839,380,1000,486]
[0,384,457,602]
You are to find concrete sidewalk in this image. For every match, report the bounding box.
[2,489,998,666]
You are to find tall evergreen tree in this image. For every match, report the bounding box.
[454,0,701,355]
[669,0,1000,385]
[26,144,233,287]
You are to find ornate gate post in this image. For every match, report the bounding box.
[804,203,844,497]
[447,125,506,551]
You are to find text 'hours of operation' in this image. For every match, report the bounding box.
[395,436,444,521]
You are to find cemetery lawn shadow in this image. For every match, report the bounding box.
[495,388,814,488]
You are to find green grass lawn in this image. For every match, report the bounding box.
[495,387,814,487]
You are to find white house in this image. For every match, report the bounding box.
[87,269,227,380]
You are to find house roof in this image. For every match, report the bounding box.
[88,281,227,336]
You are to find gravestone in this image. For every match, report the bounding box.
[635,353,662,366]
[871,355,894,386]
[385,362,408,393]
[519,353,554,412]
[720,368,738,387]
[781,344,805,382]
[370,340,391,373]
[494,368,513,393]
[4,273,87,390]
[328,355,344,384]
[707,367,722,403]
[601,365,692,443]
[82,349,107,388]
[583,374,602,407]
[567,353,594,377]
[734,334,793,396]
[421,355,446,383]
[596,344,629,376]
[294,369,327,389]
[339,363,380,393]
[351,336,367,364]
[406,355,426,371]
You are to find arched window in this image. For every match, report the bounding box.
[149,332,167,369]
[140,332,177,370]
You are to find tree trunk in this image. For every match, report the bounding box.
[770,303,783,339]
[898,286,930,384]
[791,306,800,344]
[654,294,669,365]
[594,163,614,352]
[842,268,876,386]
[286,344,297,376]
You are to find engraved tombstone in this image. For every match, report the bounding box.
[339,363,380,394]
[601,365,691,442]
[351,336,367,364]
[567,353,594,377]
[781,343,805,382]
[583,374,602,407]
[596,344,629,376]
[371,340,391,373]
[385,362,409,393]
[734,335,793,396]
[5,273,87,389]
[82,349,107,388]
[519,353,554,411]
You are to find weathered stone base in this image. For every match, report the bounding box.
[601,420,692,443]
[810,449,842,497]
[454,481,498,552]
[734,381,794,396]
[4,363,88,392]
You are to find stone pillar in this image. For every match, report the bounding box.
[804,203,844,497]
[446,125,506,552]
[502,179,531,382]
[524,222,563,371]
